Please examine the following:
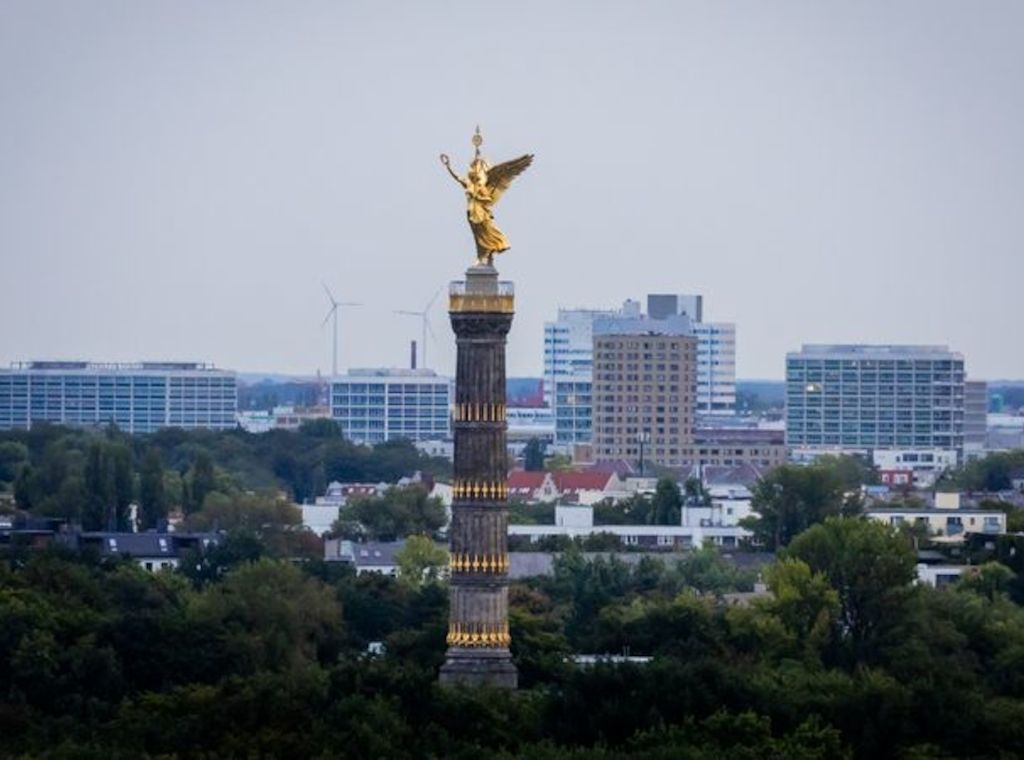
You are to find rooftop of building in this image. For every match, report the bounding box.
[678,463,768,489]
[6,361,228,373]
[324,539,409,567]
[507,470,619,493]
[593,313,694,337]
[694,428,785,445]
[788,345,962,360]
[339,368,447,378]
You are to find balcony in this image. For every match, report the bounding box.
[449,279,514,313]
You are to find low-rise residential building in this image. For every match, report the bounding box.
[682,484,755,528]
[68,532,221,571]
[916,563,971,588]
[415,439,454,460]
[509,521,749,550]
[509,503,750,549]
[314,481,385,508]
[865,506,1005,538]
[0,517,223,572]
[507,470,626,505]
[301,504,340,536]
[324,539,404,575]
[872,449,958,489]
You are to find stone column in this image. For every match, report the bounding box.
[439,264,517,689]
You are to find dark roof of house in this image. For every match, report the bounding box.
[553,471,616,492]
[589,459,638,477]
[350,541,405,567]
[74,532,221,557]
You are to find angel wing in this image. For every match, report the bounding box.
[486,154,533,203]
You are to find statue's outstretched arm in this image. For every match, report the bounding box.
[440,154,467,187]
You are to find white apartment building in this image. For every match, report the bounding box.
[543,307,623,406]
[329,368,453,444]
[785,345,966,458]
[693,322,737,417]
[0,361,237,433]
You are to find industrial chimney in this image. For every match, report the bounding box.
[410,340,417,369]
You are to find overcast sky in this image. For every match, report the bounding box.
[1,1,1022,381]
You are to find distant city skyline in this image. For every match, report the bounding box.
[2,2,1022,380]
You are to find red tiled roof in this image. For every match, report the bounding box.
[507,471,547,490]
[553,471,615,492]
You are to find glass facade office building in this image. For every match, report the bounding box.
[785,345,965,453]
[0,361,237,433]
[554,378,593,445]
[330,369,452,444]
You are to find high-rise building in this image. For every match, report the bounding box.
[553,377,593,446]
[329,368,453,444]
[964,380,988,455]
[693,322,736,416]
[0,361,237,434]
[647,293,702,322]
[591,319,698,468]
[544,295,735,424]
[785,345,965,457]
[542,308,619,406]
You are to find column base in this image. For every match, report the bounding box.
[439,647,518,689]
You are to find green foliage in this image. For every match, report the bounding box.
[594,494,652,525]
[395,535,448,587]
[188,451,217,514]
[82,440,133,530]
[185,491,301,532]
[957,562,1016,601]
[8,494,1024,757]
[545,453,575,472]
[138,446,167,530]
[188,559,343,672]
[332,486,446,541]
[0,423,450,519]
[981,498,1024,532]
[650,478,682,525]
[955,449,1024,492]
[762,558,839,658]
[523,437,545,471]
[786,518,916,664]
[508,499,555,525]
[0,441,29,485]
[813,453,878,489]
[744,462,858,549]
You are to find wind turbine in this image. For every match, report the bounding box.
[395,285,445,370]
[321,282,360,376]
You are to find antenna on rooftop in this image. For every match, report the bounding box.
[321,282,361,376]
[394,285,444,370]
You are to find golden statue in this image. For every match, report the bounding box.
[441,127,533,266]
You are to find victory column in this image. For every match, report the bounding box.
[439,129,533,688]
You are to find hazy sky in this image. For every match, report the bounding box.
[2,1,1022,380]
